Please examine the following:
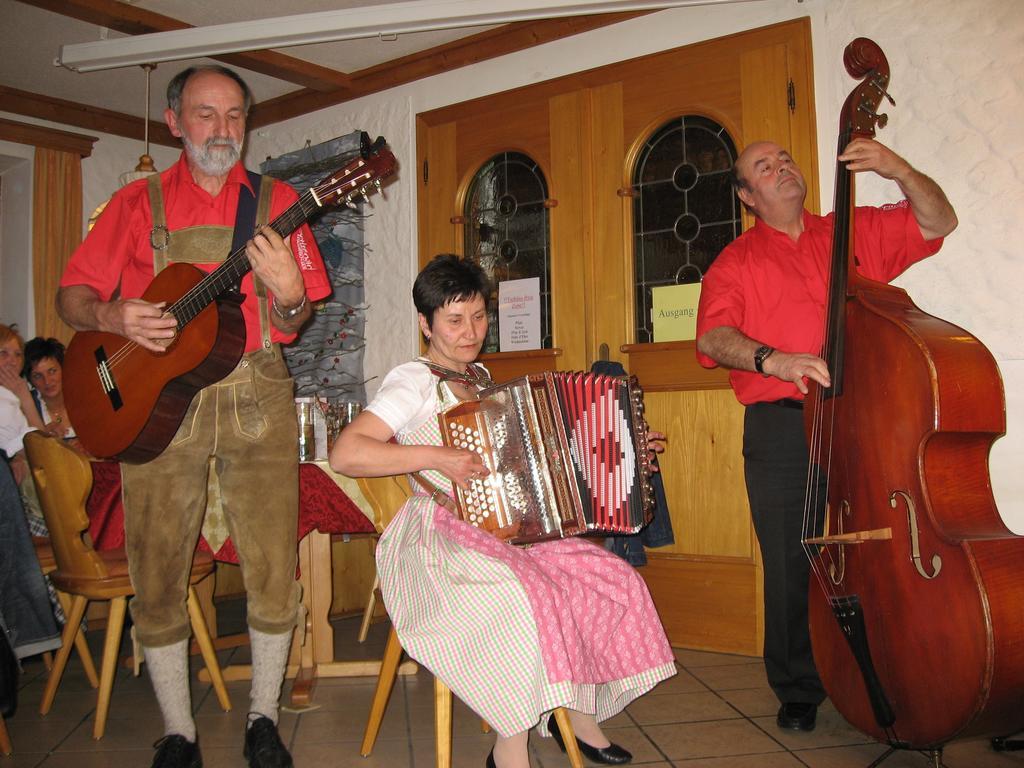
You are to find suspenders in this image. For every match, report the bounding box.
[147,171,276,350]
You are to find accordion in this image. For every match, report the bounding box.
[438,371,654,544]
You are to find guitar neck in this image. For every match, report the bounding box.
[167,189,322,326]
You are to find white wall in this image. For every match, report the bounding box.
[12,0,1024,524]
[0,140,35,335]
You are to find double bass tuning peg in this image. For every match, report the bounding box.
[857,101,889,129]
[871,76,896,106]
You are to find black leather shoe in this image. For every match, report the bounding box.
[151,734,202,768]
[549,715,632,765]
[486,749,497,768]
[776,702,817,732]
[243,716,293,768]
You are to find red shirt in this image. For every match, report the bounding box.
[62,153,330,352]
[695,202,943,404]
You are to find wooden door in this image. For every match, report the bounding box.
[417,19,818,654]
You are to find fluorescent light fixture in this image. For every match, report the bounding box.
[58,0,756,72]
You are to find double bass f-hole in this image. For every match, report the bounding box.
[821,499,851,585]
[889,490,942,580]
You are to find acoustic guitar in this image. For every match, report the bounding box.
[63,134,396,463]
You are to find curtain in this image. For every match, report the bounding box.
[31,148,82,343]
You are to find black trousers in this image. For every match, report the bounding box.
[743,402,826,706]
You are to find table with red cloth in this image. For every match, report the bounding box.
[86,461,376,559]
[85,460,394,706]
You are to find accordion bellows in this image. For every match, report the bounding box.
[439,371,655,544]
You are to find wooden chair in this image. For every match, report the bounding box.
[356,474,583,768]
[23,432,231,740]
[32,535,100,687]
[354,473,410,643]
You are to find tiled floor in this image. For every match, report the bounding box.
[3,606,1023,768]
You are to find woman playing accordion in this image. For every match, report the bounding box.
[331,254,675,768]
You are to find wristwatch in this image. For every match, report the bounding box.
[272,293,308,320]
[754,344,775,374]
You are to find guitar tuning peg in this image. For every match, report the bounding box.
[343,193,357,210]
[876,113,888,129]
[359,185,372,204]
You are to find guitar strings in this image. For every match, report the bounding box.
[97,170,363,373]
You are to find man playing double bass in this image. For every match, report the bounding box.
[695,137,957,732]
[57,65,330,768]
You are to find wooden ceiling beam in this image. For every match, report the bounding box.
[4,8,650,138]
[18,0,351,93]
[250,10,651,128]
[0,86,178,148]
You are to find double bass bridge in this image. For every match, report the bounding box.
[805,499,892,584]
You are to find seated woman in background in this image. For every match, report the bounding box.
[0,325,61,660]
[0,326,45,462]
[23,337,81,449]
[0,325,43,485]
[331,255,676,768]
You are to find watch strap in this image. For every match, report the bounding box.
[754,345,775,374]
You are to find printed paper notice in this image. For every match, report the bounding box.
[651,283,701,341]
[498,278,541,351]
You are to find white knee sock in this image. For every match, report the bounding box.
[144,639,196,741]
[248,628,291,726]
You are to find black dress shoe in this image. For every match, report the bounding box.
[549,715,632,765]
[776,702,817,732]
[486,748,497,768]
[151,734,202,768]
[244,716,294,768]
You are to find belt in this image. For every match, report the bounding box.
[771,398,804,410]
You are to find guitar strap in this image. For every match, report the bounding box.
[230,171,261,261]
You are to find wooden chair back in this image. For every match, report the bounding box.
[23,432,109,581]
[357,474,412,533]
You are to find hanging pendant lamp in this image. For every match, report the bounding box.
[118,63,159,188]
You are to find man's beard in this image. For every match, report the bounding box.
[183,135,242,176]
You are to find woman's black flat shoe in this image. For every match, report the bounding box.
[549,715,632,765]
[486,749,496,768]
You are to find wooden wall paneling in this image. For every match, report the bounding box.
[641,556,760,655]
[623,341,731,391]
[643,390,752,558]
[548,89,590,373]
[739,43,796,167]
[586,82,630,370]
[787,25,819,214]
[738,29,819,214]
[329,537,380,617]
[477,348,563,383]
[417,118,460,264]
[621,51,742,147]
[449,97,551,188]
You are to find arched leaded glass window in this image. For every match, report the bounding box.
[632,115,741,344]
[464,151,552,353]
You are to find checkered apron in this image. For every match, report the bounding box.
[375,375,676,737]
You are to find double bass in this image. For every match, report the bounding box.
[802,38,1024,762]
